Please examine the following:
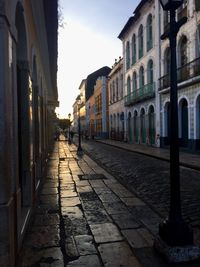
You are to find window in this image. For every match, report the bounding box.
[196,25,200,57]
[126,41,130,70]
[147,60,154,84]
[138,25,144,59]
[113,80,115,102]
[180,36,187,66]
[139,66,145,88]
[132,34,136,64]
[146,14,153,51]
[164,47,170,75]
[177,0,187,20]
[132,72,137,91]
[127,76,131,95]
[120,74,123,99]
[110,83,113,103]
[116,77,119,101]
[163,11,170,32]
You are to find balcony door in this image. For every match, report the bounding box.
[180,99,188,147]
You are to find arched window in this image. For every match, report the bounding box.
[177,0,188,20]
[110,83,113,103]
[147,60,154,84]
[139,66,145,89]
[112,80,115,102]
[148,105,155,144]
[128,112,133,142]
[132,34,136,64]
[146,14,153,51]
[120,74,123,99]
[133,110,139,142]
[178,36,188,82]
[164,47,170,75]
[163,11,170,32]
[138,25,144,59]
[126,41,130,70]
[132,72,137,91]
[196,25,200,58]
[179,98,188,147]
[196,95,200,140]
[179,36,187,67]
[116,77,119,101]
[127,76,131,95]
[140,108,146,143]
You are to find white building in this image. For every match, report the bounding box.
[118,0,200,151]
[159,0,200,151]
[118,0,159,146]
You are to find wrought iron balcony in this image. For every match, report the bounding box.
[124,82,155,106]
[159,57,200,91]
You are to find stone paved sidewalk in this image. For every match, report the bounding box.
[17,140,200,267]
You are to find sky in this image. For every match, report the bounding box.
[57,0,140,119]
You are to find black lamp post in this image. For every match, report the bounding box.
[158,0,193,246]
[76,95,82,154]
[68,113,71,144]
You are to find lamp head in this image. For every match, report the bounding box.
[159,0,183,10]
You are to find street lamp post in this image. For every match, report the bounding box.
[155,0,200,262]
[76,95,82,154]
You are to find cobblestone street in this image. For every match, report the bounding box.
[81,139,200,229]
[17,139,200,267]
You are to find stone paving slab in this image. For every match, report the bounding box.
[98,192,120,203]
[60,190,78,197]
[102,201,129,215]
[63,216,89,236]
[65,236,79,258]
[61,197,81,207]
[111,212,140,230]
[81,199,105,211]
[76,185,93,193]
[122,228,154,249]
[66,254,102,267]
[90,223,124,243]
[74,235,97,256]
[98,241,142,267]
[121,197,146,206]
[89,180,107,188]
[18,247,63,267]
[84,209,111,224]
[41,187,58,195]
[24,225,60,248]
[33,213,60,226]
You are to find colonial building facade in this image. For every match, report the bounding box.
[0,1,58,266]
[118,0,200,151]
[119,0,159,146]
[159,0,200,151]
[94,76,109,138]
[108,57,125,141]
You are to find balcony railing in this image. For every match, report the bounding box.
[159,57,200,91]
[124,82,155,106]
